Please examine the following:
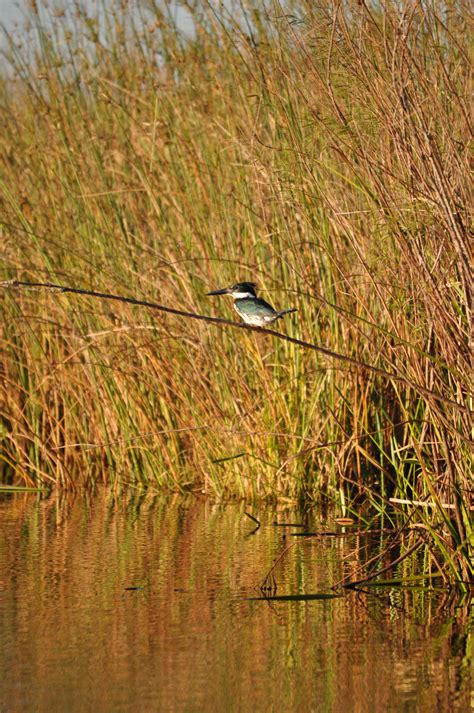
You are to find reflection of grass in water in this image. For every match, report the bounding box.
[0,2,471,582]
[2,493,471,710]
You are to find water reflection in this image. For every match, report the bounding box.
[0,492,470,712]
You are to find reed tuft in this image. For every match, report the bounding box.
[0,1,471,580]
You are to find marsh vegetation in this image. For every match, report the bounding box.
[0,1,472,584]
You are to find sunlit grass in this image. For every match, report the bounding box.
[0,1,471,581]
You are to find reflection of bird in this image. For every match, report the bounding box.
[207,282,296,326]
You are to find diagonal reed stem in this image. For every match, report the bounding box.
[2,279,470,415]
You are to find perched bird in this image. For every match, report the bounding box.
[207,281,296,326]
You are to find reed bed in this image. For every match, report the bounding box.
[0,1,472,581]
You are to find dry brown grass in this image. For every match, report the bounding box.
[0,1,472,579]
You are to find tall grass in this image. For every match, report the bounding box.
[0,2,472,580]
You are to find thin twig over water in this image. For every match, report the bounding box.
[2,280,469,414]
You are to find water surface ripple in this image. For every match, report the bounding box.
[0,492,470,712]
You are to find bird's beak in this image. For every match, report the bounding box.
[206,287,230,296]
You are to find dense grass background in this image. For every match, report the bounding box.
[0,2,472,578]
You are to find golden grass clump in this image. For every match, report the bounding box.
[0,2,472,578]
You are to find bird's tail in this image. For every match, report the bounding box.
[276,308,297,319]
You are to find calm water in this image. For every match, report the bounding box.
[0,492,471,712]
